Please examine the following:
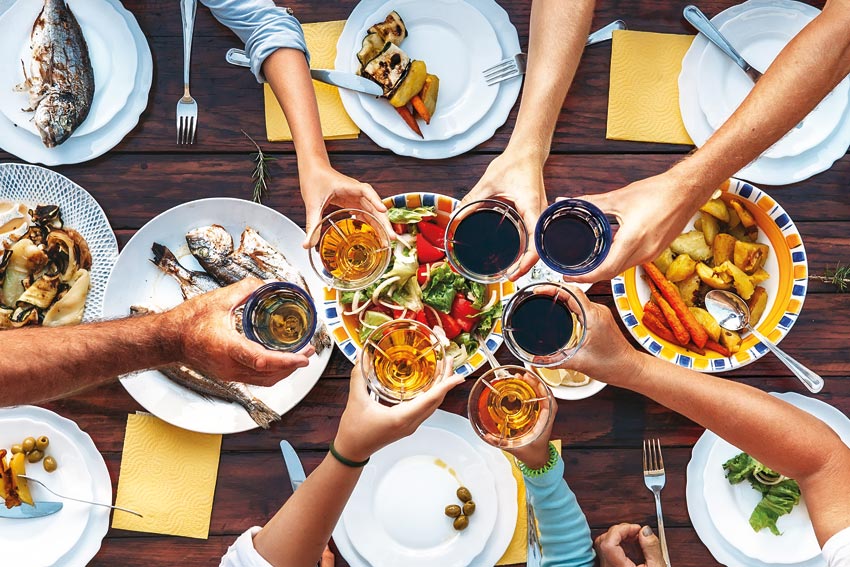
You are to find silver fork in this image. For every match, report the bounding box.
[643,439,672,567]
[19,475,143,517]
[483,20,627,85]
[176,0,198,144]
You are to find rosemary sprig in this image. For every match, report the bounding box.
[242,130,275,204]
[809,263,850,292]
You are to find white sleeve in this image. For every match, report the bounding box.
[220,527,274,567]
[823,526,850,567]
[200,0,309,83]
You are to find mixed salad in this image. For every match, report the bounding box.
[339,206,502,368]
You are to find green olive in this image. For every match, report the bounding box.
[444,504,461,518]
[36,436,49,451]
[456,487,472,502]
[27,449,43,463]
[43,456,58,473]
[10,444,23,455]
[22,437,36,453]
[453,515,469,531]
[463,501,476,516]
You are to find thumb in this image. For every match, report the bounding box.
[638,526,665,567]
[302,207,323,249]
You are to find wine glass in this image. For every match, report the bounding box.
[241,282,316,352]
[534,199,611,276]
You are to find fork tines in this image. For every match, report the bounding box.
[643,438,664,473]
[176,114,196,145]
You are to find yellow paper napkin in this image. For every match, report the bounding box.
[607,30,695,145]
[112,413,222,539]
[265,20,360,142]
[497,440,563,566]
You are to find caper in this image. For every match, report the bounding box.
[22,437,35,453]
[463,501,476,516]
[35,436,49,451]
[453,515,469,531]
[27,449,43,463]
[444,504,462,518]
[43,456,57,473]
[10,444,22,455]
[456,487,472,502]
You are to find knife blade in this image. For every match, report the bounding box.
[225,48,383,96]
[280,440,306,492]
[0,501,63,519]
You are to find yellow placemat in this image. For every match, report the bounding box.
[265,20,360,142]
[607,30,695,145]
[497,440,563,566]
[112,413,222,539]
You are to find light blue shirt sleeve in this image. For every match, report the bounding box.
[200,0,309,83]
[524,456,596,567]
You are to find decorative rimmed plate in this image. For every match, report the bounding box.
[611,178,808,373]
[342,425,498,567]
[336,0,521,159]
[323,192,515,377]
[686,392,849,567]
[0,0,152,166]
[101,198,332,434]
[0,0,137,139]
[0,162,118,323]
[332,409,518,567]
[0,405,111,567]
[352,0,502,141]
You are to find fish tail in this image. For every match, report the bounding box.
[245,398,281,429]
[150,242,180,274]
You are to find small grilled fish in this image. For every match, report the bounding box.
[16,0,95,147]
[185,225,254,286]
[237,227,308,289]
[150,242,219,300]
[157,364,281,429]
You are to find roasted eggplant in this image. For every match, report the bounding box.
[357,32,385,67]
[362,42,410,95]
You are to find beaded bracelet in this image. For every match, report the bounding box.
[329,440,370,468]
[516,442,560,477]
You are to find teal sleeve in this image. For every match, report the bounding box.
[524,455,596,567]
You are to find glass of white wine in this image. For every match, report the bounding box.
[241,282,316,352]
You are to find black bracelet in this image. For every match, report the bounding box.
[329,440,370,468]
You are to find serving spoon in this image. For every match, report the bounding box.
[704,290,824,393]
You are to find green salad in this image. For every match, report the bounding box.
[722,452,801,535]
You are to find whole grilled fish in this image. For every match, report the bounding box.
[186,225,256,285]
[150,242,219,300]
[16,0,95,147]
[237,227,308,289]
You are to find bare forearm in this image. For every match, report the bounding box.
[507,0,595,162]
[252,454,361,567]
[0,314,179,405]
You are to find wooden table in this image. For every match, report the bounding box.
[7,0,848,564]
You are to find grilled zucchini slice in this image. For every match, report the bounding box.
[362,42,410,95]
[357,32,385,67]
[368,11,407,46]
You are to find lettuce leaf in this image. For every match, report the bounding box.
[723,452,801,536]
[387,206,437,224]
[475,301,502,337]
[422,264,466,313]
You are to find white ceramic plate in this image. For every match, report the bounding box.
[0,162,119,323]
[332,409,518,567]
[101,198,332,434]
[695,5,848,159]
[686,392,850,567]
[678,0,850,185]
[353,0,501,141]
[0,0,137,139]
[0,0,151,166]
[342,425,498,567]
[337,0,521,159]
[0,405,110,567]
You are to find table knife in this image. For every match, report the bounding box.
[0,501,63,519]
[280,440,306,492]
[225,48,383,96]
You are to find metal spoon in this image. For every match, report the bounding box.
[704,290,824,393]
[683,5,762,83]
[18,475,144,518]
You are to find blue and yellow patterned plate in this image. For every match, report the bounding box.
[323,193,515,376]
[612,179,808,373]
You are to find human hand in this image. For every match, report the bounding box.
[300,165,393,248]
[595,524,664,567]
[334,358,464,462]
[321,545,334,567]
[566,171,708,284]
[461,150,547,279]
[504,390,558,469]
[164,278,313,386]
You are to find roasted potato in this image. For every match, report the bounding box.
[713,233,737,266]
[696,262,733,290]
[666,254,697,282]
[720,328,742,354]
[727,205,741,229]
[670,231,712,262]
[734,240,769,274]
[700,213,719,247]
[717,261,755,300]
[389,60,427,108]
[700,199,730,222]
[9,453,32,506]
[676,273,701,307]
[748,286,768,324]
[750,268,770,285]
[729,200,756,228]
[653,248,674,274]
[420,74,439,119]
[689,306,721,342]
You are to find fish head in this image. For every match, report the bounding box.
[34,92,77,147]
[185,225,234,265]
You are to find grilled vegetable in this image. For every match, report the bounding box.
[358,32,385,67]
[748,286,768,324]
[420,74,439,119]
[363,42,410,95]
[395,106,422,137]
[389,60,427,108]
[368,11,407,46]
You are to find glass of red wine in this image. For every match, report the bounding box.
[502,282,587,367]
[444,199,527,283]
[534,199,611,276]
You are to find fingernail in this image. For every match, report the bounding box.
[642,526,653,537]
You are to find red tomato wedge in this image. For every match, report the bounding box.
[418,221,446,248]
[391,222,406,235]
[416,233,445,263]
[451,296,481,333]
[436,310,462,339]
[413,310,428,326]
[416,264,430,286]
